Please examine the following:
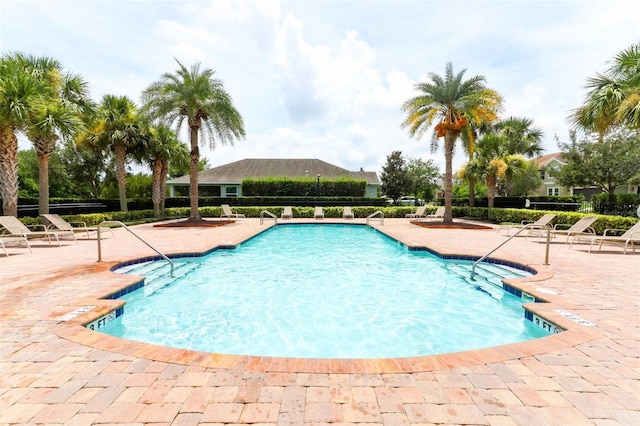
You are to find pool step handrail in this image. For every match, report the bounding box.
[260,210,278,225]
[366,210,384,226]
[470,224,550,280]
[97,220,174,274]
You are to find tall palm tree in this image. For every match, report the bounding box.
[0,53,47,217]
[495,116,544,158]
[14,54,94,214]
[142,60,246,222]
[134,124,189,218]
[402,62,503,222]
[460,133,527,208]
[569,42,640,137]
[82,95,147,212]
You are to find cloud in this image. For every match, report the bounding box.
[6,0,640,177]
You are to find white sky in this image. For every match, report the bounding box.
[2,0,639,176]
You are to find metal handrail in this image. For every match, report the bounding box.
[470,224,551,280]
[97,220,174,274]
[366,210,384,225]
[260,210,278,225]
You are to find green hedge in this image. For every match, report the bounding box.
[19,205,638,236]
[241,177,366,197]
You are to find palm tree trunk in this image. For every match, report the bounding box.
[443,132,455,223]
[468,177,476,208]
[38,152,50,215]
[0,128,19,217]
[188,124,201,221]
[114,144,128,212]
[487,176,497,209]
[151,160,163,218]
[35,137,56,215]
[160,161,169,218]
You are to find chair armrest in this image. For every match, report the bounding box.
[5,227,29,236]
[552,224,571,230]
[27,224,47,231]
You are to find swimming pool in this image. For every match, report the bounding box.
[105,224,550,359]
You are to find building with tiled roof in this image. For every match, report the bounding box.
[167,158,380,198]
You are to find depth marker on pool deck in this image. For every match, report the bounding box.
[553,309,595,326]
[58,306,96,321]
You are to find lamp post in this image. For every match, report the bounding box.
[317,174,321,196]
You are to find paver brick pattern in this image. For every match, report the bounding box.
[1,218,639,425]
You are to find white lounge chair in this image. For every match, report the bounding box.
[425,206,445,221]
[572,220,640,254]
[521,214,556,239]
[221,204,245,219]
[281,206,293,219]
[543,216,598,243]
[314,206,324,220]
[0,215,76,246]
[0,234,32,256]
[343,206,354,220]
[405,205,426,219]
[41,213,114,239]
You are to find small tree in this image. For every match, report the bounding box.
[380,151,410,202]
[555,128,640,198]
[406,157,441,201]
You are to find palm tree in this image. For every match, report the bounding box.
[402,62,503,222]
[460,133,527,208]
[14,54,94,214]
[495,116,544,158]
[134,124,189,218]
[0,53,48,217]
[569,42,640,137]
[142,60,246,222]
[82,95,147,212]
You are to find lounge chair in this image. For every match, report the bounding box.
[405,205,426,219]
[571,220,640,254]
[0,215,75,246]
[520,214,556,239]
[281,206,293,219]
[314,206,324,220]
[41,213,114,239]
[542,216,598,243]
[221,204,245,219]
[343,206,354,220]
[0,234,32,256]
[425,206,445,221]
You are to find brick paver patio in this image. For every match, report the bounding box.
[1,217,638,425]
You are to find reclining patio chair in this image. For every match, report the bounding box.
[521,214,556,240]
[0,234,32,256]
[541,216,598,243]
[0,215,76,246]
[405,205,426,219]
[343,206,354,220]
[281,206,293,219]
[41,213,114,239]
[571,220,640,254]
[425,206,445,221]
[221,204,245,219]
[314,206,324,220]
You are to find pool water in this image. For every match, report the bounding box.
[106,224,549,359]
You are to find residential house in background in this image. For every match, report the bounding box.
[167,158,381,198]
[533,153,570,197]
[533,152,638,200]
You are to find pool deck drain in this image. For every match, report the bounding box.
[1,218,638,425]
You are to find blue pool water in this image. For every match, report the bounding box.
[106,224,549,359]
